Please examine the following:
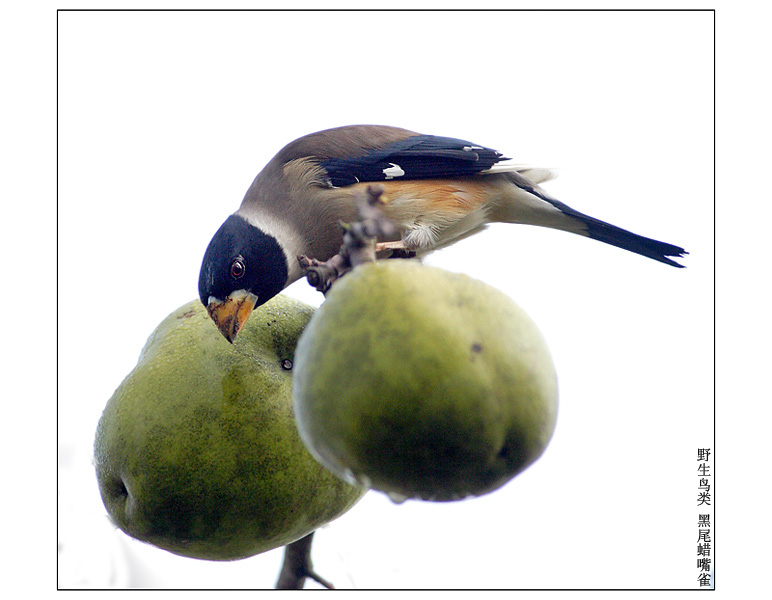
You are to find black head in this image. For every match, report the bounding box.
[198,214,289,311]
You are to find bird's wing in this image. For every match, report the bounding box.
[318,134,511,187]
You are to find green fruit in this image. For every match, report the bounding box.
[293,261,558,502]
[94,296,366,561]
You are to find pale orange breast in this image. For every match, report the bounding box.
[346,179,494,223]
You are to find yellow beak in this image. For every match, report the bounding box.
[206,290,259,343]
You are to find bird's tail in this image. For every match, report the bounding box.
[492,171,688,267]
[555,204,688,267]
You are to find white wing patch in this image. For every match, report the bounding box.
[383,163,406,179]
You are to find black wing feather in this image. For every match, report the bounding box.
[320,135,507,187]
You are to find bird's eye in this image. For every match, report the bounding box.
[231,257,246,279]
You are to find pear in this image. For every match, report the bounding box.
[94,296,366,561]
[293,260,558,502]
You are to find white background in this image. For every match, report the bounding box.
[3,2,765,596]
[55,9,713,590]
[56,7,709,591]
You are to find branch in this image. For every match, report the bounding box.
[275,532,334,589]
[280,190,397,589]
[298,184,400,294]
[283,187,407,589]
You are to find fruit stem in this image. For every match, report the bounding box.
[275,532,335,589]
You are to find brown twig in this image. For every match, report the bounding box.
[275,532,334,589]
[298,184,399,294]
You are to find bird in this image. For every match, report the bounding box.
[198,124,687,343]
